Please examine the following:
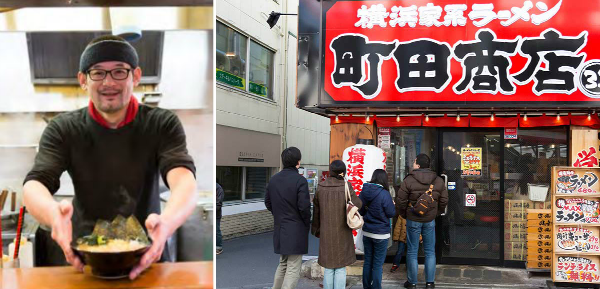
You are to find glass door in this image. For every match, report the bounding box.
[437,129,504,265]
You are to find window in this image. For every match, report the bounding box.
[503,127,568,262]
[245,167,270,199]
[217,166,243,202]
[217,166,274,202]
[216,21,247,89]
[249,41,274,99]
[216,21,275,100]
[27,31,163,85]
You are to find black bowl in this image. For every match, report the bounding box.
[72,241,150,279]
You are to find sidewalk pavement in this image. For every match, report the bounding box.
[302,259,550,288]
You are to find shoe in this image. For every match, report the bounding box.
[426,282,435,288]
[216,248,223,255]
[390,264,399,272]
[403,280,416,288]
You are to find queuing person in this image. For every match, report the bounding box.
[396,154,448,289]
[23,35,197,279]
[311,160,362,289]
[265,147,311,289]
[390,214,407,273]
[359,169,396,289]
[216,179,224,255]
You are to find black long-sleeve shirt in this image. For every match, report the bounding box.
[24,105,196,238]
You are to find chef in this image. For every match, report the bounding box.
[22,35,197,280]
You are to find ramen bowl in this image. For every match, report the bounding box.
[72,241,151,279]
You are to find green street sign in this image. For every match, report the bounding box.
[249,82,268,97]
[216,68,245,90]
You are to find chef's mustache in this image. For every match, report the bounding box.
[98,88,123,94]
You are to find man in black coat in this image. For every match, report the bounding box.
[265,147,311,289]
[216,180,224,255]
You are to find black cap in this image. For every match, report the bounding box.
[79,35,139,72]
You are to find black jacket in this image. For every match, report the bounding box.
[265,167,311,255]
[396,169,448,223]
[216,183,224,219]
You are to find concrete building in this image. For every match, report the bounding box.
[215,0,330,238]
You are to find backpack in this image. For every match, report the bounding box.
[410,184,435,216]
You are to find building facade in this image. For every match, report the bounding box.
[216,0,330,237]
[296,0,600,269]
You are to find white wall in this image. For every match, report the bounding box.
[216,0,330,170]
[158,30,213,110]
[215,0,283,137]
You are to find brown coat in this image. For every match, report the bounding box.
[392,215,407,243]
[396,169,448,223]
[311,177,363,269]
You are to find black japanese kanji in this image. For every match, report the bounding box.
[330,35,396,97]
[513,28,587,94]
[393,39,452,92]
[453,29,519,94]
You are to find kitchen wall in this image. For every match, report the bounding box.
[0,7,214,206]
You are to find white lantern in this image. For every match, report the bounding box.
[342,144,387,195]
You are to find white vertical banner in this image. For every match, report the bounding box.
[342,144,387,254]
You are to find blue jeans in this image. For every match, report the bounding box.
[216,217,223,249]
[392,241,406,266]
[406,219,436,284]
[324,267,346,289]
[362,236,388,289]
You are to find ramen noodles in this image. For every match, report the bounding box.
[77,238,146,253]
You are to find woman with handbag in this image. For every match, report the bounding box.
[311,160,363,289]
[359,169,397,289]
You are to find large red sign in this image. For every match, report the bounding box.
[322,0,600,106]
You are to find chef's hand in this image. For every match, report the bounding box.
[129,213,169,280]
[51,200,84,272]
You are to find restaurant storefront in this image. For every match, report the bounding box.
[297,0,600,267]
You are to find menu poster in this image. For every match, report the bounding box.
[556,227,600,253]
[557,170,600,195]
[461,147,482,176]
[555,198,600,224]
[555,256,600,283]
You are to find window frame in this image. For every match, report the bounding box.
[220,166,276,203]
[216,20,277,101]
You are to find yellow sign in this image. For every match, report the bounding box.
[461,147,482,176]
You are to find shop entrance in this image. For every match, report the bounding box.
[386,128,505,266]
[436,129,504,266]
[386,126,568,267]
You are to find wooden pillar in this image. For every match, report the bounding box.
[570,126,599,166]
[329,123,376,163]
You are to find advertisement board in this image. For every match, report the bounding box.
[298,0,600,110]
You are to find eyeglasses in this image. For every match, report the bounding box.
[87,68,132,81]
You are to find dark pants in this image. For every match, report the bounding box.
[216,217,223,249]
[362,236,388,289]
[392,241,406,266]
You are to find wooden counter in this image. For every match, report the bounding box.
[0,261,213,289]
